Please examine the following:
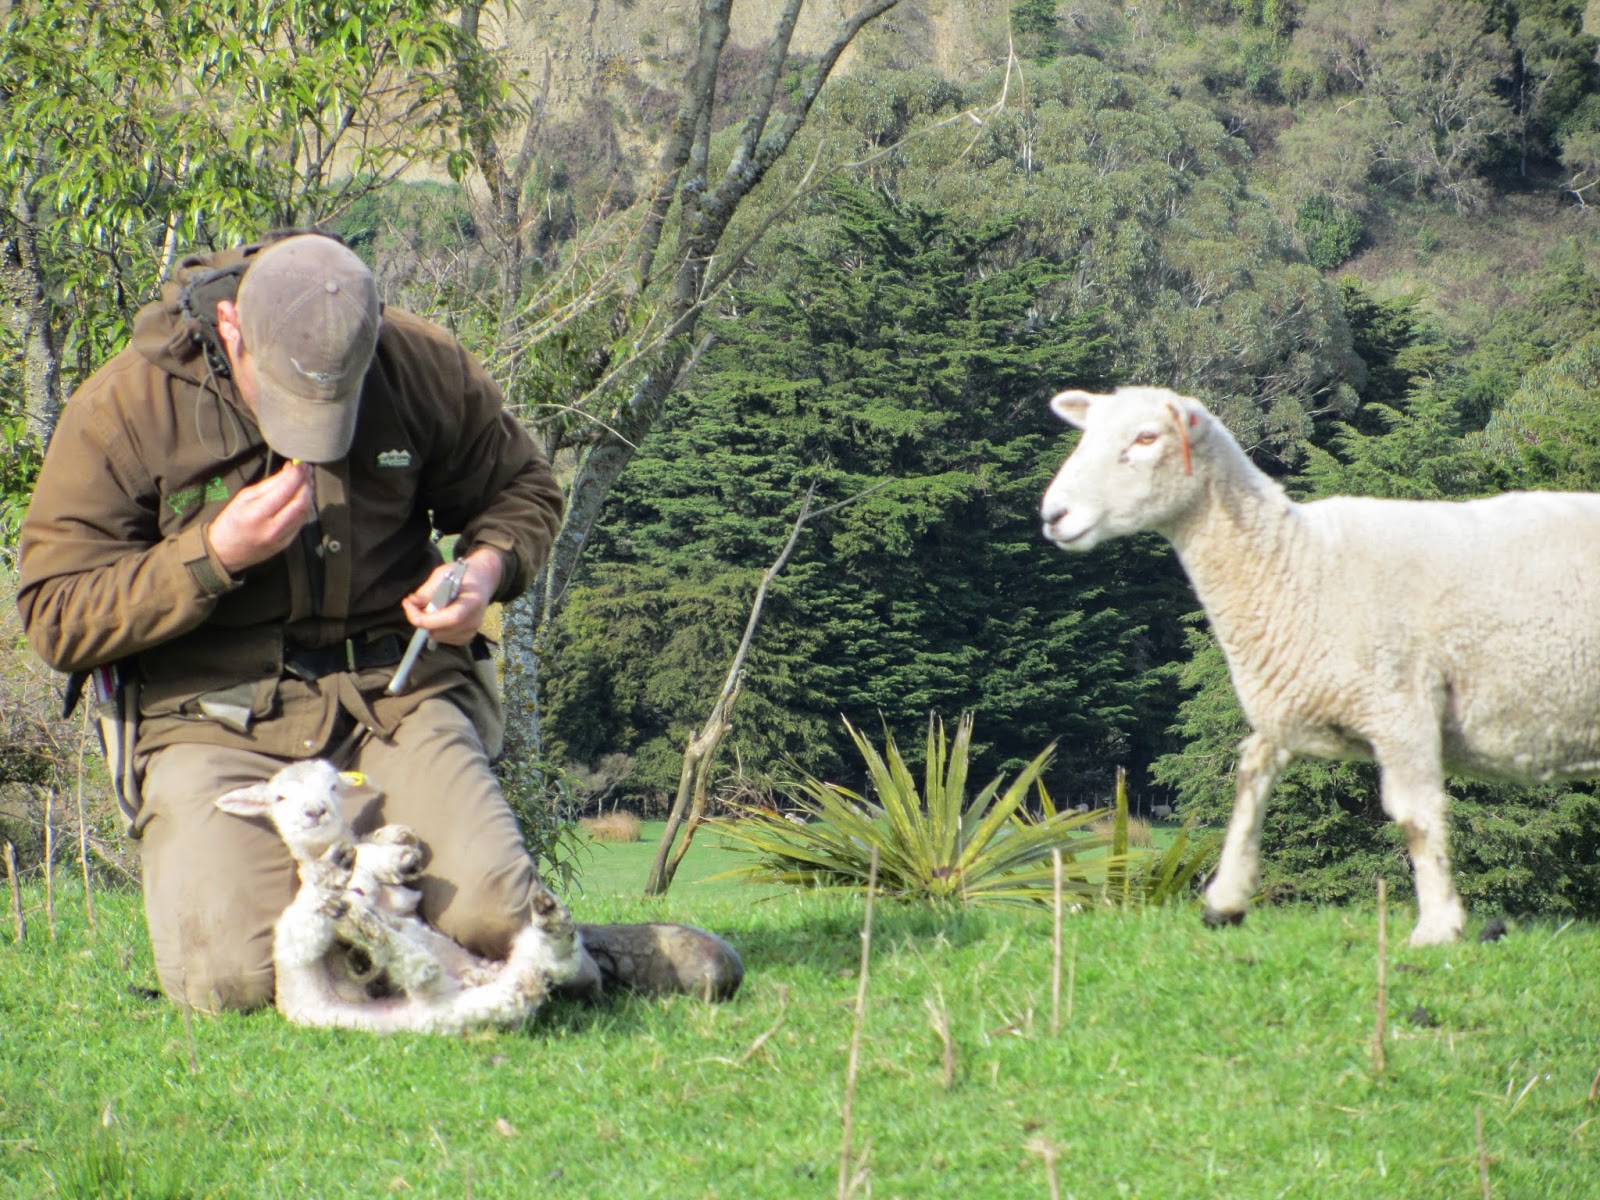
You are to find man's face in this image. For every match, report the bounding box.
[230,345,261,417]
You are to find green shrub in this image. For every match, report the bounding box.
[1295,193,1365,270]
[713,713,1208,907]
[495,755,588,893]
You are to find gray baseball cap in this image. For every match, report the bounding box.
[236,234,380,463]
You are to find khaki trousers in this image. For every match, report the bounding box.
[136,698,539,1013]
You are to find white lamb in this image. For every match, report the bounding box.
[1040,386,1600,945]
[216,759,588,1033]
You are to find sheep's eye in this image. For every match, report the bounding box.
[1133,431,1160,446]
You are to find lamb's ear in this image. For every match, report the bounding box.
[1049,390,1102,429]
[216,783,276,817]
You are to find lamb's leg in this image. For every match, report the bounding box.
[327,909,576,1036]
[1375,748,1465,946]
[525,882,584,984]
[272,844,404,1032]
[1203,733,1291,927]
[333,897,453,998]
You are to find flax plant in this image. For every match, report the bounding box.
[713,714,1139,907]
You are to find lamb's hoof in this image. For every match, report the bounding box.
[368,825,426,879]
[1201,907,1245,929]
[531,885,573,930]
[550,950,605,1004]
[320,894,350,920]
[578,923,744,1002]
[368,824,421,848]
[326,840,357,873]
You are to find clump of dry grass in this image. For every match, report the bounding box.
[580,812,643,843]
[1091,814,1151,848]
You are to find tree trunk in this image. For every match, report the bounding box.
[1,184,62,442]
[642,482,880,894]
[504,0,901,765]
[643,673,742,896]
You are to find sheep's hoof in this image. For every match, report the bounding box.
[1201,907,1245,929]
[531,886,568,922]
[369,824,421,848]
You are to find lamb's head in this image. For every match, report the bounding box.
[1041,386,1215,551]
[215,759,366,861]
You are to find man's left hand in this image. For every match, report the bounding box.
[400,549,503,646]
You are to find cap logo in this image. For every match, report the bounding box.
[289,355,347,390]
[377,449,413,469]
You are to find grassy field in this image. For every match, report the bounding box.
[566,820,755,901]
[3,846,1598,1199]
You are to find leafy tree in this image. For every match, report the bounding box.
[545,182,1188,804]
[1454,249,1600,429]
[1479,336,1600,488]
[1291,0,1515,210]
[0,0,484,442]
[782,59,1364,463]
[473,0,906,767]
[1012,0,1062,62]
[1294,194,1365,270]
[1487,0,1600,179]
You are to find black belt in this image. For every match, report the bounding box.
[282,634,408,682]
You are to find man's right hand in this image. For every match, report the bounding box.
[207,462,314,575]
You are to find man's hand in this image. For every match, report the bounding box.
[207,462,314,576]
[400,548,503,646]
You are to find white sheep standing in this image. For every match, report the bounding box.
[1040,386,1600,945]
[216,759,589,1033]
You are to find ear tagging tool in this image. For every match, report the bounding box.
[386,560,468,696]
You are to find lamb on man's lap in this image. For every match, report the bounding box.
[1041,385,1600,946]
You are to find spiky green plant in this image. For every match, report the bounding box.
[1106,764,1218,907]
[712,713,1142,907]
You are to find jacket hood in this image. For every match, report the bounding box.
[130,242,267,390]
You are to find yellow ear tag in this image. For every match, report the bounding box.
[338,771,367,787]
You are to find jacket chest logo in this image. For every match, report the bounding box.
[377,449,413,469]
[166,476,231,517]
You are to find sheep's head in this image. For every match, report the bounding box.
[1041,386,1214,551]
[215,759,366,859]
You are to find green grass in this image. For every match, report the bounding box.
[3,876,1599,1199]
[568,819,758,901]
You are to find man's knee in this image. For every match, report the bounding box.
[150,915,278,1014]
[159,961,277,1014]
[433,855,541,959]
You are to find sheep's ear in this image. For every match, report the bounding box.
[1049,390,1101,429]
[1167,393,1213,442]
[215,783,276,817]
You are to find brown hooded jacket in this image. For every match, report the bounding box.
[16,240,563,783]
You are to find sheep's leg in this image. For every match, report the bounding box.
[1375,750,1465,946]
[360,825,425,884]
[333,899,453,998]
[272,845,407,1031]
[524,883,584,984]
[1203,733,1291,927]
